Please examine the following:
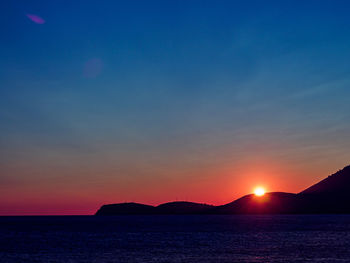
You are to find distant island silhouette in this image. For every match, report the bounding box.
[96,165,350,215]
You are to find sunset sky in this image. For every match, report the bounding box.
[1,0,350,215]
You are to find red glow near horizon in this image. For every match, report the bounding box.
[0,155,343,215]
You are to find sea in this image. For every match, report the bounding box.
[1,215,350,262]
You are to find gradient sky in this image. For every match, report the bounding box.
[1,0,350,215]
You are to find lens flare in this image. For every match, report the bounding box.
[26,14,46,24]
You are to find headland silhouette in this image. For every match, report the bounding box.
[96,165,350,215]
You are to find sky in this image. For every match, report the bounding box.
[1,0,350,215]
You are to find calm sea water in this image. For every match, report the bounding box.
[1,215,350,262]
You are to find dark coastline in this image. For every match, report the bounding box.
[96,165,350,215]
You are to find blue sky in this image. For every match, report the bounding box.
[1,0,350,214]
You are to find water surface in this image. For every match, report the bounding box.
[1,215,350,262]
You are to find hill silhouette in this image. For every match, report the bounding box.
[210,192,298,214]
[95,203,155,215]
[297,165,350,213]
[300,165,350,195]
[95,201,213,215]
[156,201,214,214]
[96,165,350,215]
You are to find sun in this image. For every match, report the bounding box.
[254,187,266,196]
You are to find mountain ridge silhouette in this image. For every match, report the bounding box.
[96,165,350,215]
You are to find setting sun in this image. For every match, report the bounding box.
[254,187,266,196]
